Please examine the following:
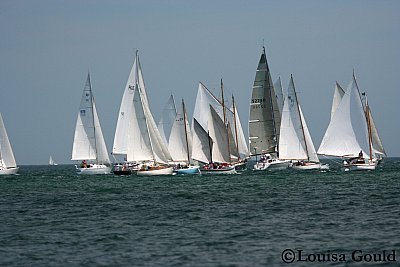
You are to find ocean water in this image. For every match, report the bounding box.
[0,159,399,267]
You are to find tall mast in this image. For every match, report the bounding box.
[87,73,98,164]
[232,94,240,160]
[182,99,191,164]
[220,79,231,163]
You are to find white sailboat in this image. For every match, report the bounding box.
[112,51,149,175]
[114,54,173,176]
[318,72,377,171]
[278,75,325,170]
[48,156,58,166]
[198,105,236,174]
[192,81,248,171]
[71,73,111,175]
[249,47,289,170]
[169,99,200,174]
[0,113,18,175]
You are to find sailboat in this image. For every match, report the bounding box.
[278,75,325,170]
[113,52,172,176]
[112,51,147,175]
[192,81,243,174]
[169,99,200,174]
[249,47,289,170]
[48,156,58,166]
[318,72,378,171]
[0,113,18,175]
[197,105,236,174]
[71,73,111,175]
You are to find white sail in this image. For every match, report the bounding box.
[0,113,17,168]
[367,107,385,156]
[249,47,281,155]
[158,94,177,146]
[192,82,224,131]
[232,102,249,158]
[192,118,212,164]
[279,76,319,162]
[126,88,154,162]
[126,85,172,163]
[318,74,370,157]
[274,77,285,115]
[71,73,110,164]
[208,105,231,163]
[299,107,319,162]
[49,156,57,165]
[279,76,308,160]
[331,82,345,120]
[168,100,192,162]
[113,51,148,155]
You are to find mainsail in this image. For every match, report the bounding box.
[249,47,281,155]
[278,75,319,162]
[208,105,231,163]
[318,74,370,158]
[168,99,193,162]
[331,82,345,120]
[158,94,177,146]
[191,118,213,164]
[113,51,148,155]
[71,73,110,164]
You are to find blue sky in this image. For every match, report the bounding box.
[1,0,399,164]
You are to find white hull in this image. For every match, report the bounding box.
[200,166,237,175]
[76,164,111,175]
[291,162,321,170]
[137,167,174,176]
[0,167,19,175]
[344,162,376,171]
[254,159,290,170]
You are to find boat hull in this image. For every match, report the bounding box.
[344,163,376,171]
[291,162,321,170]
[233,161,247,171]
[76,164,111,175]
[0,167,19,175]
[254,159,290,170]
[200,166,237,175]
[137,167,174,176]
[174,166,200,175]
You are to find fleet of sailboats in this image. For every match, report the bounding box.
[0,113,18,175]
[1,49,387,175]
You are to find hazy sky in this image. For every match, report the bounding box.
[1,0,399,165]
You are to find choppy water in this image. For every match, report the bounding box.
[0,159,399,266]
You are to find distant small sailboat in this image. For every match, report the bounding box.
[0,113,18,175]
[48,156,58,166]
[318,71,379,171]
[71,73,111,174]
